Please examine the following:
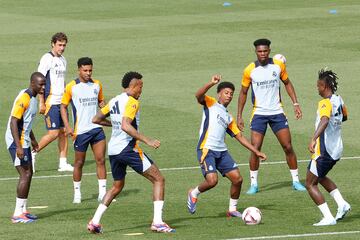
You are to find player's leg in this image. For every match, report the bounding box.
[306,159,336,226]
[246,131,264,194]
[225,168,243,217]
[88,179,125,234]
[58,128,72,171]
[188,149,218,214]
[72,150,86,203]
[90,135,107,202]
[273,122,305,191]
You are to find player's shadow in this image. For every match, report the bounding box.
[81,189,141,202]
[260,180,296,192]
[36,207,93,219]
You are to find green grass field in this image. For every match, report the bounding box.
[1,0,360,239]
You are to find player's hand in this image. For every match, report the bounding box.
[210,74,221,85]
[257,152,267,161]
[308,138,316,153]
[145,138,161,149]
[294,105,302,120]
[39,104,46,115]
[16,147,24,159]
[31,139,39,152]
[237,116,245,131]
[65,126,74,137]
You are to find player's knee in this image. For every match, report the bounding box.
[234,175,243,186]
[282,143,294,155]
[155,174,165,186]
[95,157,105,166]
[206,177,218,188]
[74,159,85,168]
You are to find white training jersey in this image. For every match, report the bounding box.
[38,52,67,109]
[312,94,348,161]
[197,96,240,151]
[61,78,104,137]
[101,92,140,156]
[5,89,38,149]
[242,58,288,115]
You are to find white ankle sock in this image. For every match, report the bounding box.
[330,189,346,208]
[92,204,108,224]
[318,202,334,219]
[14,197,26,216]
[250,170,258,186]
[98,179,107,197]
[59,157,68,167]
[229,198,238,212]
[191,187,201,198]
[153,200,164,224]
[290,169,300,182]
[73,181,81,197]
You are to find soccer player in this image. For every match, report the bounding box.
[33,32,73,172]
[5,72,46,223]
[87,71,175,234]
[187,75,266,217]
[60,57,107,203]
[237,38,306,194]
[306,69,350,226]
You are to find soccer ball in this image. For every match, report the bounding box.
[242,207,262,225]
[273,53,286,64]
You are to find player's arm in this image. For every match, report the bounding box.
[234,133,266,161]
[121,117,160,149]
[37,55,50,114]
[308,116,329,153]
[195,75,221,105]
[10,116,24,159]
[30,130,39,152]
[97,81,106,108]
[237,85,249,131]
[92,105,112,127]
[282,78,302,120]
[60,103,73,136]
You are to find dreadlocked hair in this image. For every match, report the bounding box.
[318,68,338,93]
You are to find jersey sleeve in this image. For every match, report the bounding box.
[340,97,348,121]
[100,103,110,115]
[38,54,51,76]
[204,95,216,108]
[61,81,74,105]
[11,93,30,119]
[97,80,105,102]
[318,99,332,118]
[226,119,241,137]
[274,59,289,81]
[241,63,255,87]
[124,97,139,120]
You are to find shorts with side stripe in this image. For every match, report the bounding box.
[109,145,153,180]
[250,113,288,135]
[8,142,32,167]
[74,127,105,152]
[197,148,238,177]
[45,105,64,130]
[308,156,338,178]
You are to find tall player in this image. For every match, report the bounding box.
[306,69,350,226]
[87,71,175,234]
[33,32,73,172]
[187,75,266,217]
[5,72,45,223]
[60,57,107,203]
[237,39,306,194]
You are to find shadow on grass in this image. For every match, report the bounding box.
[80,189,141,203]
[36,206,94,219]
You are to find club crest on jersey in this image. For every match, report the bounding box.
[94,89,98,95]
[208,165,214,171]
[272,71,277,77]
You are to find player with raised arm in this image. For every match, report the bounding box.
[60,57,107,203]
[87,71,175,234]
[5,72,45,223]
[306,69,350,226]
[187,75,266,217]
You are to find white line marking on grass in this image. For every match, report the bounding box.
[226,230,360,240]
[123,233,144,236]
[1,156,359,181]
[28,206,48,209]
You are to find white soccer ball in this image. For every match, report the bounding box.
[242,207,262,225]
[273,54,286,64]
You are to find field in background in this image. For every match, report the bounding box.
[0,1,359,239]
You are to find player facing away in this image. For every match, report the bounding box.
[60,57,107,203]
[306,69,350,226]
[187,75,266,217]
[33,32,73,172]
[5,72,46,223]
[87,72,175,234]
[237,38,306,194]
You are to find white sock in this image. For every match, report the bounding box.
[330,189,346,208]
[59,157,68,167]
[73,181,81,197]
[153,200,164,224]
[98,179,107,198]
[14,197,26,216]
[318,202,334,219]
[92,204,108,224]
[191,187,201,198]
[250,170,258,186]
[229,198,238,212]
[23,198,28,213]
[290,169,300,182]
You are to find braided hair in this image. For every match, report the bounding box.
[318,68,338,93]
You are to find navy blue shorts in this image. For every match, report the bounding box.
[74,128,106,152]
[250,113,289,135]
[45,105,64,130]
[197,149,237,177]
[109,145,154,180]
[308,156,338,178]
[8,142,32,167]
